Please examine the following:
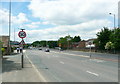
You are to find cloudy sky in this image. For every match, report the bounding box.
[0,0,119,43]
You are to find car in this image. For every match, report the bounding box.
[45,49,50,52]
[59,47,63,51]
[38,48,42,50]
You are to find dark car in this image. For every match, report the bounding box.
[38,48,42,50]
[45,49,50,52]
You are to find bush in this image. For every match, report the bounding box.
[1,48,5,56]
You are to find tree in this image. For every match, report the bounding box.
[72,36,81,42]
[96,27,112,50]
[47,41,58,48]
[39,41,47,47]
[58,35,73,49]
[110,28,120,50]
[105,41,114,50]
[32,41,40,47]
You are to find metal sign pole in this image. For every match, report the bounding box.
[21,38,24,68]
[90,45,91,58]
[18,29,26,68]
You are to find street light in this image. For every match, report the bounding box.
[8,0,11,55]
[109,13,116,53]
[109,13,116,29]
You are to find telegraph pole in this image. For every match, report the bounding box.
[8,0,11,55]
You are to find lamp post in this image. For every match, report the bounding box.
[109,13,116,29]
[109,13,116,53]
[8,0,11,55]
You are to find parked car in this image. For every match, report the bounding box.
[45,49,50,52]
[38,48,42,50]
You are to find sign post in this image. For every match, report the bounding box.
[89,42,92,58]
[18,29,26,68]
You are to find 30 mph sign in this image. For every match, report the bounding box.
[18,31,26,38]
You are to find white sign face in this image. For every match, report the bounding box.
[18,31,26,38]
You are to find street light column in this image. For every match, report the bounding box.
[109,13,116,29]
[114,14,116,29]
[109,13,116,53]
[8,0,11,55]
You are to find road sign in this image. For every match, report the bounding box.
[18,31,26,38]
[19,40,26,45]
[89,42,92,45]
[18,29,26,68]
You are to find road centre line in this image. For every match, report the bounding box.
[25,53,47,82]
[86,71,99,76]
[51,51,89,58]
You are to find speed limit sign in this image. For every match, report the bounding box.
[18,31,26,38]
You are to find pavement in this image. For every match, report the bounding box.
[2,50,42,82]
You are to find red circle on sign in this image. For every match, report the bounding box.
[18,31,26,38]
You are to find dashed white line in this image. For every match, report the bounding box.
[86,71,99,76]
[60,61,64,64]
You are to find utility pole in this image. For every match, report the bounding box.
[109,13,116,53]
[109,13,116,29]
[8,0,11,55]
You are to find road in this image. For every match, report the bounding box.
[25,49,118,82]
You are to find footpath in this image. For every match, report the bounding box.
[2,50,42,82]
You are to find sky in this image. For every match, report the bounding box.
[0,0,119,43]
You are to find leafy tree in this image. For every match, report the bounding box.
[110,28,120,50]
[32,40,58,48]
[39,41,47,47]
[47,41,58,48]
[105,41,114,50]
[58,35,73,49]
[96,27,112,50]
[72,36,81,42]
[32,41,40,47]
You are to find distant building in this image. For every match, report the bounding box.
[78,40,87,48]
[11,41,20,47]
[0,36,9,47]
[72,42,79,48]
[85,38,96,48]
[72,41,86,50]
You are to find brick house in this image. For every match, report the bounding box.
[85,38,96,48]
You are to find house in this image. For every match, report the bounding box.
[0,36,10,55]
[85,38,96,48]
[78,40,87,49]
[11,41,20,47]
[0,36,9,47]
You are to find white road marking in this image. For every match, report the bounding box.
[60,61,64,64]
[45,52,50,54]
[25,54,47,82]
[86,71,99,76]
[51,51,89,58]
[23,50,26,53]
[89,59,105,63]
